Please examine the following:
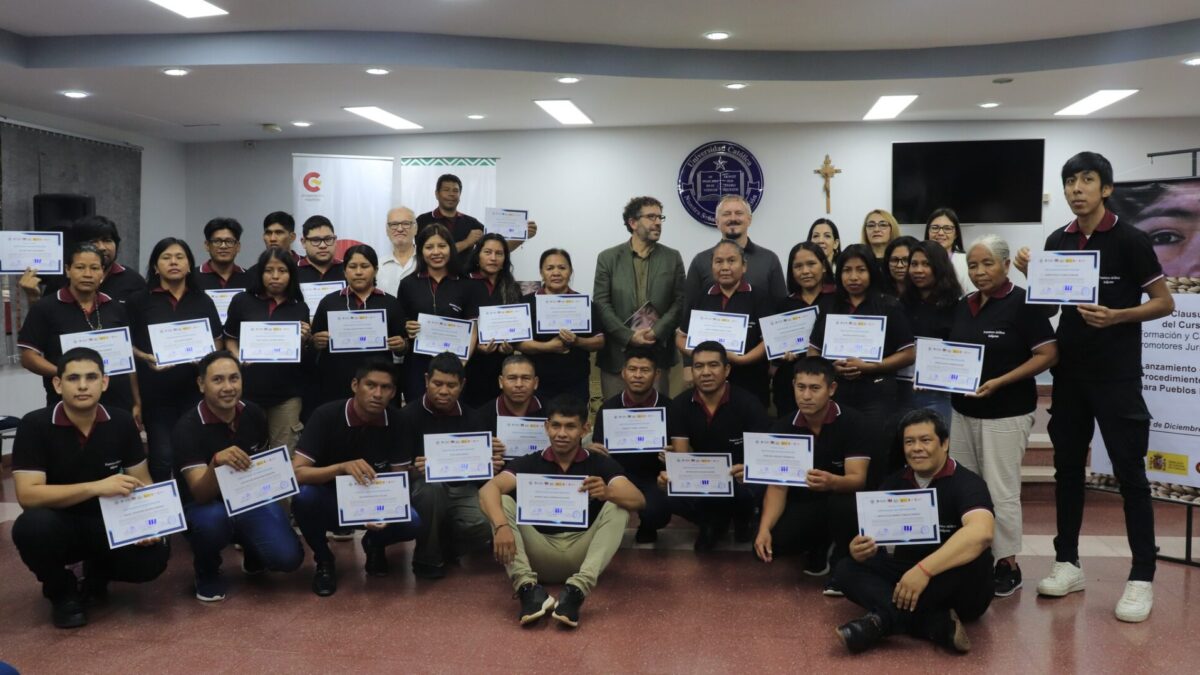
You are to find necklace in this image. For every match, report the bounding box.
[78,297,102,331]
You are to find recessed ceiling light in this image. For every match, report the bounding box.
[1055,89,1138,116]
[556,76,581,84]
[978,102,1000,109]
[724,83,748,90]
[365,68,390,76]
[61,90,90,99]
[704,31,731,41]
[292,121,312,127]
[145,0,227,18]
[1184,57,1200,67]
[533,99,593,125]
[716,106,737,113]
[343,106,422,130]
[467,114,486,120]
[863,95,918,120]
[162,68,190,77]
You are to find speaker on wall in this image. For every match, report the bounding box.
[33,193,96,231]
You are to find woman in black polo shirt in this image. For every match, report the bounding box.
[464,233,524,407]
[948,234,1057,597]
[519,248,604,403]
[899,241,963,418]
[311,245,407,406]
[397,223,479,403]
[127,237,223,481]
[223,248,313,452]
[771,242,835,416]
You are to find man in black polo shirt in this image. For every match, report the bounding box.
[404,353,503,579]
[754,358,869,588]
[480,395,645,628]
[590,345,672,543]
[173,351,303,602]
[661,340,771,551]
[74,215,147,303]
[296,215,345,284]
[1015,152,1174,622]
[833,409,994,654]
[196,217,251,291]
[415,173,536,267]
[11,349,169,628]
[291,359,422,596]
[471,354,546,446]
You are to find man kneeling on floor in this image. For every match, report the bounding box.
[479,395,645,628]
[833,408,995,654]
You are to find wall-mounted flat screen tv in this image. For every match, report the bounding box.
[892,139,1044,224]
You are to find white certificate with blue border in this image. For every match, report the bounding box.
[602,407,667,453]
[239,321,302,363]
[761,306,820,359]
[497,416,548,459]
[414,313,473,358]
[743,432,814,487]
[484,207,529,241]
[821,314,886,362]
[685,310,749,355]
[516,474,589,529]
[148,318,216,366]
[204,288,244,325]
[336,472,413,526]
[300,281,346,320]
[478,303,533,343]
[914,338,985,394]
[665,452,734,497]
[60,327,135,376]
[213,446,299,516]
[1026,250,1100,305]
[99,479,188,549]
[328,309,388,352]
[423,432,494,482]
[535,294,592,334]
[0,231,63,274]
[856,488,941,546]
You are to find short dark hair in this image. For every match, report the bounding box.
[342,244,379,270]
[204,217,243,242]
[690,340,729,365]
[623,345,659,366]
[500,353,535,374]
[544,395,588,424]
[899,408,950,443]
[198,350,240,379]
[1061,151,1114,187]
[427,352,466,381]
[302,215,335,237]
[353,359,397,384]
[66,243,105,267]
[249,247,302,302]
[263,211,295,233]
[622,196,663,233]
[436,173,462,191]
[924,208,963,253]
[712,239,746,263]
[72,215,121,246]
[793,357,835,385]
[57,347,105,377]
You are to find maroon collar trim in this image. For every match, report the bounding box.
[298,256,343,269]
[497,395,542,417]
[52,401,111,426]
[200,260,245,275]
[1064,210,1118,234]
[344,399,388,427]
[790,401,841,429]
[901,457,958,484]
[56,287,113,306]
[198,399,245,425]
[706,280,752,296]
[540,446,589,463]
[621,389,661,408]
[421,395,463,417]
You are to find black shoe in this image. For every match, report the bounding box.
[311,560,337,597]
[931,609,971,654]
[634,524,658,544]
[693,525,719,552]
[516,583,555,626]
[552,584,586,628]
[80,570,110,604]
[822,581,845,597]
[51,595,87,629]
[803,546,832,577]
[412,561,446,580]
[241,547,266,577]
[994,560,1023,597]
[835,613,884,654]
[733,517,753,544]
[362,538,390,577]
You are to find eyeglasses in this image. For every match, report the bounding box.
[888,257,910,267]
[639,213,666,222]
[207,238,239,248]
[387,220,416,231]
[305,236,337,247]
[865,221,890,230]
[928,225,956,234]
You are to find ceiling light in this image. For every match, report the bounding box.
[716,107,737,113]
[162,68,190,77]
[61,90,90,99]
[145,0,228,18]
[556,76,581,84]
[533,99,593,125]
[1183,57,1200,67]
[724,83,748,90]
[978,102,1000,108]
[704,31,731,41]
[1055,89,1138,116]
[343,106,423,130]
[365,68,390,76]
[863,95,918,120]
[292,121,312,127]
[467,114,486,120]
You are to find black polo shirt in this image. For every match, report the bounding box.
[771,290,836,407]
[770,402,870,503]
[12,403,145,516]
[223,292,312,407]
[465,275,522,405]
[949,282,1056,419]
[126,286,223,404]
[416,208,486,269]
[682,281,775,397]
[296,257,346,285]
[17,288,134,410]
[311,288,405,405]
[523,289,601,395]
[295,399,408,477]
[1042,210,1164,380]
[667,383,771,464]
[591,389,666,480]
[396,272,480,323]
[809,291,915,362]
[472,395,546,435]
[172,400,270,503]
[503,446,627,535]
[878,458,993,564]
[195,260,251,291]
[397,395,481,461]
[904,296,956,342]
[98,262,147,303]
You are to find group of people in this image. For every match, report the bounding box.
[9,152,1173,654]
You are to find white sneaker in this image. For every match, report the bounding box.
[1036,561,1086,597]
[1115,581,1153,623]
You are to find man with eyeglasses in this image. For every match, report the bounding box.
[593,196,686,398]
[297,215,345,284]
[196,217,251,291]
[378,206,419,296]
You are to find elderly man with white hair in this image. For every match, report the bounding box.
[378,206,419,296]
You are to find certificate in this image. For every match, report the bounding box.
[1026,250,1100,305]
[534,294,592,334]
[742,432,814,487]
[99,479,188,549]
[60,327,135,376]
[478,304,532,343]
[856,488,941,546]
[484,207,529,241]
[685,310,749,355]
[423,432,494,482]
[761,307,820,359]
[336,472,413,526]
[204,288,244,325]
[239,321,302,363]
[300,281,346,319]
[665,452,734,497]
[148,318,215,366]
[821,314,886,362]
[497,416,549,459]
[214,446,299,517]
[0,231,63,274]
[413,313,473,358]
[602,407,667,453]
[328,310,388,353]
[516,474,589,529]
[914,338,985,394]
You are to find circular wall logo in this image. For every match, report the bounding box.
[676,141,764,226]
[302,171,322,193]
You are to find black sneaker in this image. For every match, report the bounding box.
[994,560,1023,597]
[51,595,88,629]
[835,612,883,654]
[803,547,831,577]
[822,580,845,597]
[312,560,337,597]
[931,609,971,654]
[634,524,658,544]
[327,528,355,542]
[412,561,446,580]
[516,583,555,626]
[552,584,586,628]
[362,537,390,577]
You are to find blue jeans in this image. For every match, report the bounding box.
[184,500,303,577]
[293,483,424,563]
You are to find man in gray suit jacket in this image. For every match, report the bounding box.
[593,196,686,398]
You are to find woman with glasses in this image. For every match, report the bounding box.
[880,236,920,298]
[899,241,964,421]
[464,233,525,407]
[860,210,901,278]
[807,218,841,283]
[771,242,836,416]
[925,207,972,293]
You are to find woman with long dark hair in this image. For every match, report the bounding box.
[464,233,524,407]
[771,242,836,415]
[898,241,964,419]
[925,207,971,293]
[518,248,604,402]
[881,235,920,297]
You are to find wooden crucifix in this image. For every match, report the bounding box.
[813,155,841,214]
